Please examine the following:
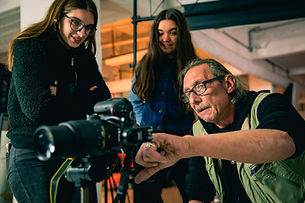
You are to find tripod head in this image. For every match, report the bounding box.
[62,147,137,203]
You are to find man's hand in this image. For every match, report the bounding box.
[134,133,190,184]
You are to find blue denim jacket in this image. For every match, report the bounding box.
[129,59,194,135]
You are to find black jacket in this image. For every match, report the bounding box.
[7,34,111,148]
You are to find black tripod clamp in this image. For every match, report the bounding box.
[65,157,98,203]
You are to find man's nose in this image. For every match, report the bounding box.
[189,91,200,104]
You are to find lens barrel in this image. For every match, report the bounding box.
[33,119,116,161]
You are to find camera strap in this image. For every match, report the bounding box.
[49,158,74,203]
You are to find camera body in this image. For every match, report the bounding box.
[33,97,152,161]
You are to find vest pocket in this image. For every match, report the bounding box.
[253,161,304,202]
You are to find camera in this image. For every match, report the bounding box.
[33,97,153,161]
[32,97,152,203]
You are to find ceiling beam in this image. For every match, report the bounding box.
[191,30,305,94]
[183,0,305,30]
[192,19,305,60]
[191,30,291,87]
[248,19,305,58]
[289,67,305,76]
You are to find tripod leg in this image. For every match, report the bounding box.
[81,181,97,203]
[104,180,108,203]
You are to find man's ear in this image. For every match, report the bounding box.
[224,74,235,94]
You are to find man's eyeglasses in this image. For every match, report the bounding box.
[181,75,225,103]
[64,14,96,36]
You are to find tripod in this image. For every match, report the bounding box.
[63,148,135,203]
[112,147,135,203]
[65,158,98,203]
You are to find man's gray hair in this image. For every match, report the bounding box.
[179,58,246,104]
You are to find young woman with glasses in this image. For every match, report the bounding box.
[6,0,111,202]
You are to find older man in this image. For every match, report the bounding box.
[134,58,305,202]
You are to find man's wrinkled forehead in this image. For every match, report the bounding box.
[183,64,211,91]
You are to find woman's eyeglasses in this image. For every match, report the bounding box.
[64,14,96,36]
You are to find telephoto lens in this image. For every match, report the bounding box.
[33,119,116,161]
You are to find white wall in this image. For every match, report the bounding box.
[0,0,19,13]
[20,0,53,30]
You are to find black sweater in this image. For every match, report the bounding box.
[7,34,111,148]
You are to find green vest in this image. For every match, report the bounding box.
[192,92,305,202]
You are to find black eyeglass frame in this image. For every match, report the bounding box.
[64,14,96,36]
[181,75,225,103]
